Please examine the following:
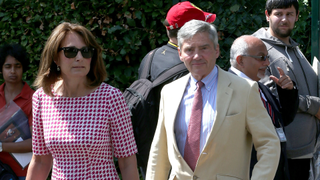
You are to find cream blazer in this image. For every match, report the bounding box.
[146,67,280,180]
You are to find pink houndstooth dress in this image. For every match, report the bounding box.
[32,83,137,180]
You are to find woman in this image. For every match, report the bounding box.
[0,44,34,180]
[26,22,139,180]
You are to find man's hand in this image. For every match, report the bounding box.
[269,67,294,90]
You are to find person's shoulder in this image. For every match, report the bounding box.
[162,73,190,90]
[220,69,256,91]
[22,82,35,93]
[97,82,122,95]
[221,68,254,84]
[33,87,47,99]
[252,27,268,38]
[157,43,178,55]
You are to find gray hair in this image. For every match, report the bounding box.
[177,19,218,49]
[229,37,249,67]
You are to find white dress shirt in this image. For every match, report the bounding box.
[175,66,218,157]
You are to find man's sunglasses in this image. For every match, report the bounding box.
[58,47,95,59]
[241,54,269,61]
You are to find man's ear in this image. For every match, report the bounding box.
[236,55,244,67]
[215,44,220,58]
[265,10,270,21]
[178,47,183,62]
[296,10,300,22]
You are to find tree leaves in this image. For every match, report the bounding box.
[0,0,312,92]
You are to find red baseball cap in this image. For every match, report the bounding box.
[165,1,216,30]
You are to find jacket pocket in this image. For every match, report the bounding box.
[225,112,241,118]
[217,174,242,180]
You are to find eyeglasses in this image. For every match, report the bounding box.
[58,47,95,59]
[241,54,269,61]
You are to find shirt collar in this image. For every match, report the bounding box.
[167,41,178,48]
[190,65,218,91]
[230,66,253,81]
[230,67,267,101]
[19,82,34,100]
[0,82,33,101]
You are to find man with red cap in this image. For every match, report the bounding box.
[136,1,216,178]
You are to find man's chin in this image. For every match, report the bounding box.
[275,28,292,38]
[257,74,267,80]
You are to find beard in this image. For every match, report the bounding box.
[257,72,267,80]
[272,25,293,38]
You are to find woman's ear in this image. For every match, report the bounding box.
[54,59,59,66]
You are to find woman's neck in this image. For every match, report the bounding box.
[54,78,96,97]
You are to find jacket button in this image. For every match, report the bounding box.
[193,175,198,180]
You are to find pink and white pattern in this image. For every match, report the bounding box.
[32,83,137,180]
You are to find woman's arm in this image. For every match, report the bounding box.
[2,126,33,153]
[2,138,32,153]
[118,154,139,180]
[26,154,53,180]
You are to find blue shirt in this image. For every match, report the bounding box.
[175,66,218,156]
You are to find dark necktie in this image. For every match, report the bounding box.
[184,81,204,171]
[259,89,275,124]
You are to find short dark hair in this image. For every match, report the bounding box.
[266,0,299,15]
[163,19,180,39]
[0,44,29,73]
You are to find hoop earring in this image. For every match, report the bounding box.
[57,66,60,72]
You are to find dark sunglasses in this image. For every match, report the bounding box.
[58,47,95,59]
[242,54,269,61]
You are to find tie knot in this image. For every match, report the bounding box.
[197,81,204,89]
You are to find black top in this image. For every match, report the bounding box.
[138,42,186,81]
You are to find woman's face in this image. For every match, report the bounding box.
[1,55,23,84]
[56,31,92,80]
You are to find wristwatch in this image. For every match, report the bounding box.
[0,142,3,152]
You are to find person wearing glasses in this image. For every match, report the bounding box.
[229,35,299,180]
[0,44,34,180]
[26,22,139,180]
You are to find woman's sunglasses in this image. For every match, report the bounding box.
[58,47,95,59]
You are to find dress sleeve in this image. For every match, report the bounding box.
[32,89,50,155]
[109,88,137,158]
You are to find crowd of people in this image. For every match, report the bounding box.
[0,0,318,179]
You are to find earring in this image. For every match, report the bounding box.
[57,66,60,72]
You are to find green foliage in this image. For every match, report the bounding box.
[0,0,173,90]
[0,0,312,90]
[0,0,313,179]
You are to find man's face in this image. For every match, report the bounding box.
[240,39,270,81]
[266,6,299,39]
[178,32,219,81]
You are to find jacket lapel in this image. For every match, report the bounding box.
[166,74,191,154]
[207,68,233,140]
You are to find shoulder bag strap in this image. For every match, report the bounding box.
[140,48,159,79]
